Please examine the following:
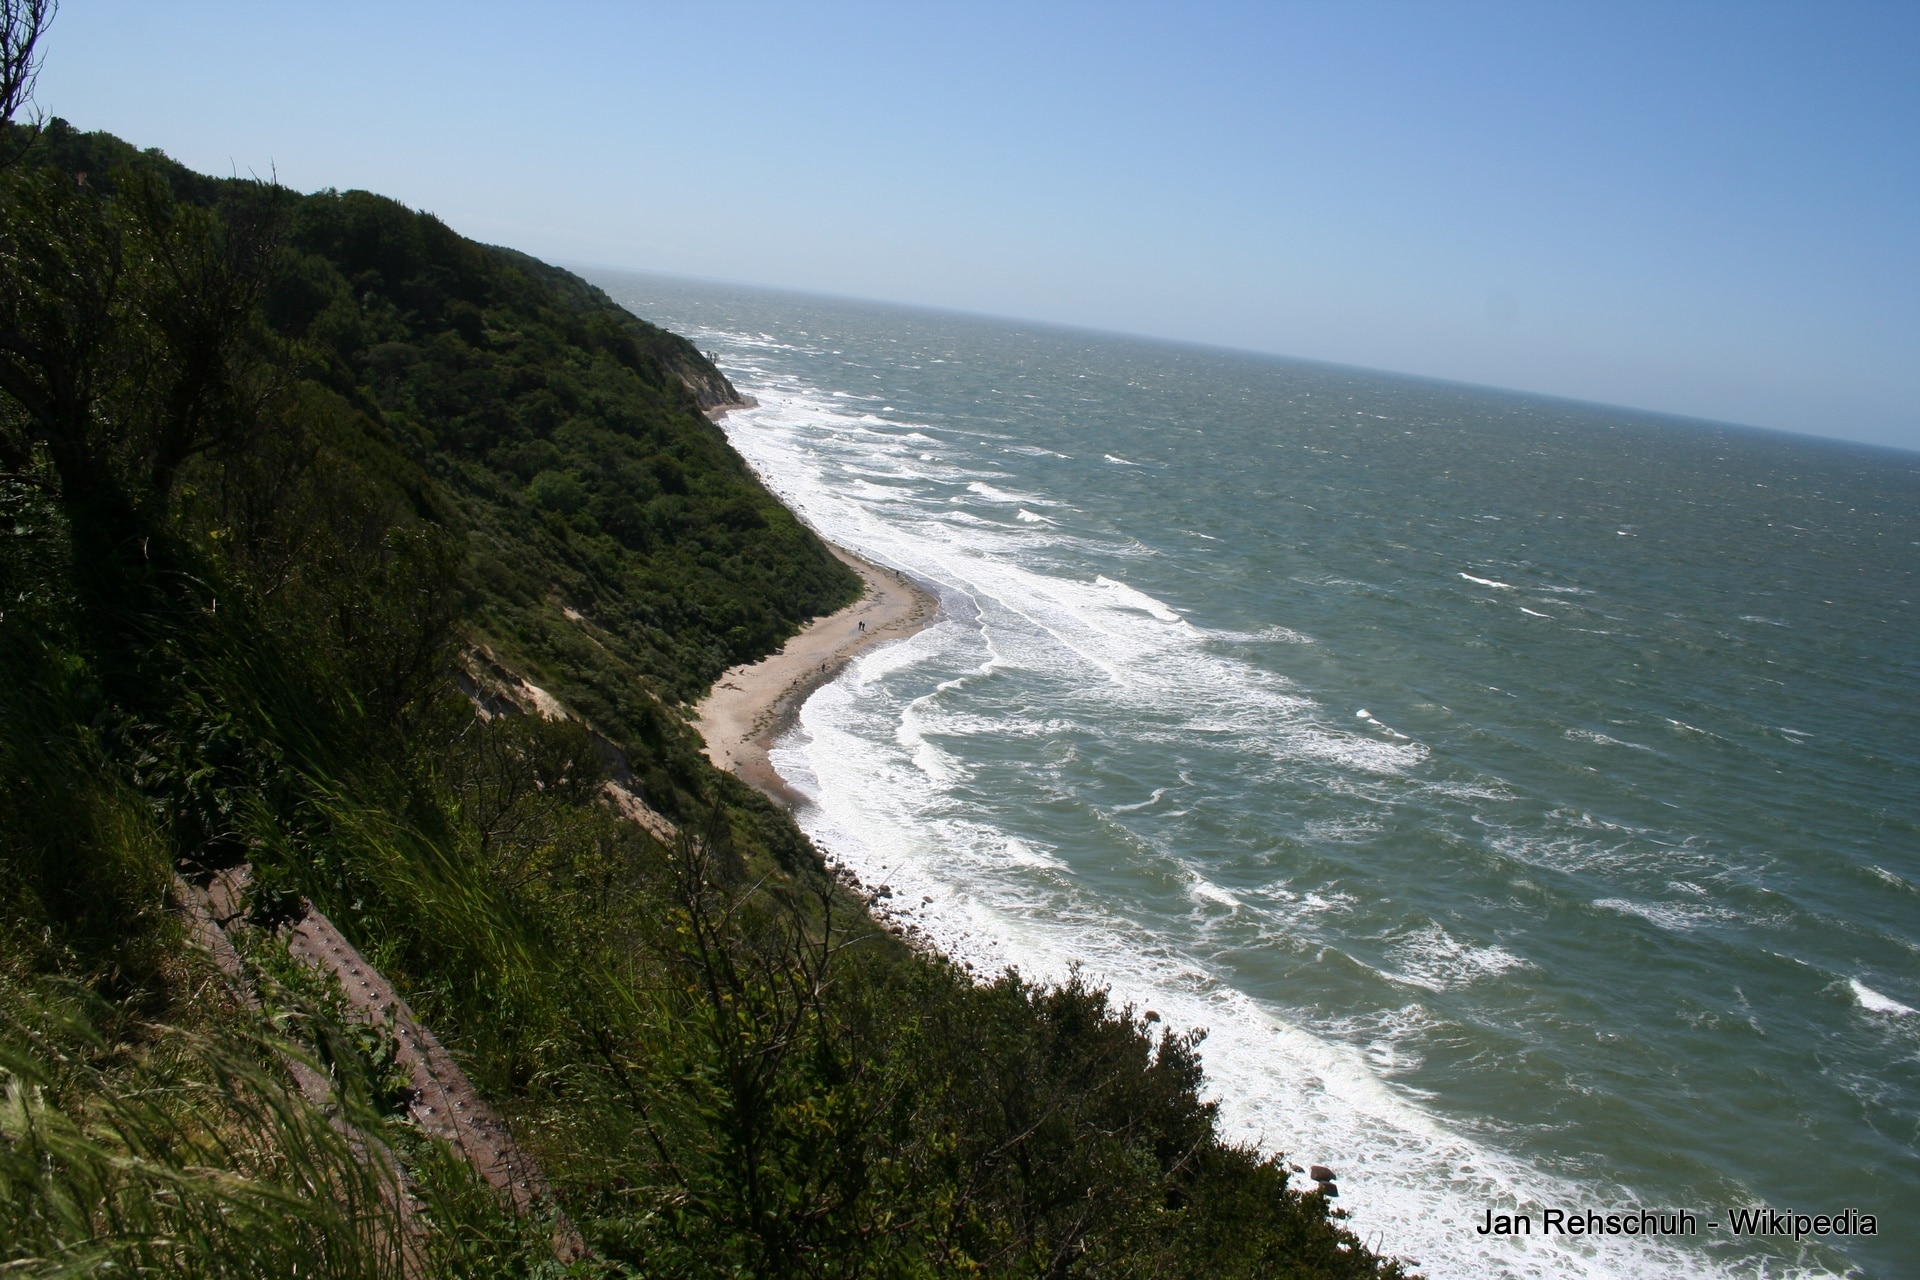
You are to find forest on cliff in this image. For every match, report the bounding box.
[0,13,1414,1276]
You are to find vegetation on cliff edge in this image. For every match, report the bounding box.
[0,76,1415,1280]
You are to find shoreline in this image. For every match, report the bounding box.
[693,397,949,951]
[692,541,938,809]
[704,393,758,422]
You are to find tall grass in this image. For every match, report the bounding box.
[0,490,547,1278]
[0,985,409,1277]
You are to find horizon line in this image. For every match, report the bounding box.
[558,257,1920,464]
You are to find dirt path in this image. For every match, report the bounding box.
[171,637,690,1263]
[693,545,938,807]
[175,868,586,1262]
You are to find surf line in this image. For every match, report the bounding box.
[692,542,938,809]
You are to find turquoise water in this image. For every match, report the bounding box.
[588,269,1919,1279]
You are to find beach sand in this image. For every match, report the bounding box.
[693,544,937,807]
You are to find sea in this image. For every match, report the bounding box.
[585,267,1919,1280]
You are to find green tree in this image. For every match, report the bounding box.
[0,162,286,659]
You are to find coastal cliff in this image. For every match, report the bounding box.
[0,121,1413,1278]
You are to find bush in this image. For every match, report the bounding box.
[527,469,587,515]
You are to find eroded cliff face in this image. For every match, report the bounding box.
[670,347,743,410]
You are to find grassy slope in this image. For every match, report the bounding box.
[0,123,1414,1278]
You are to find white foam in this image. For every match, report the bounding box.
[1299,817,1383,844]
[965,479,1044,504]
[1188,876,1243,911]
[1093,575,1183,623]
[1314,1004,1438,1076]
[1104,453,1140,465]
[1868,865,1916,893]
[1491,828,1700,881]
[1380,924,1532,992]
[895,693,965,786]
[1850,978,1916,1016]
[1460,572,1515,589]
[1564,729,1653,751]
[848,477,919,503]
[1112,787,1170,814]
[1209,623,1316,645]
[1594,898,1739,933]
[1004,836,1068,871]
[1354,708,1413,741]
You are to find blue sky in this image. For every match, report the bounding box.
[37,1,1920,449]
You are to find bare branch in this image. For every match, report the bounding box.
[0,0,56,166]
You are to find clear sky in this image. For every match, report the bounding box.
[35,1,1920,450]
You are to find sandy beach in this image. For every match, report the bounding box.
[693,544,937,807]
[704,394,757,421]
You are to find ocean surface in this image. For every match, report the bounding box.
[586,268,1919,1280]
